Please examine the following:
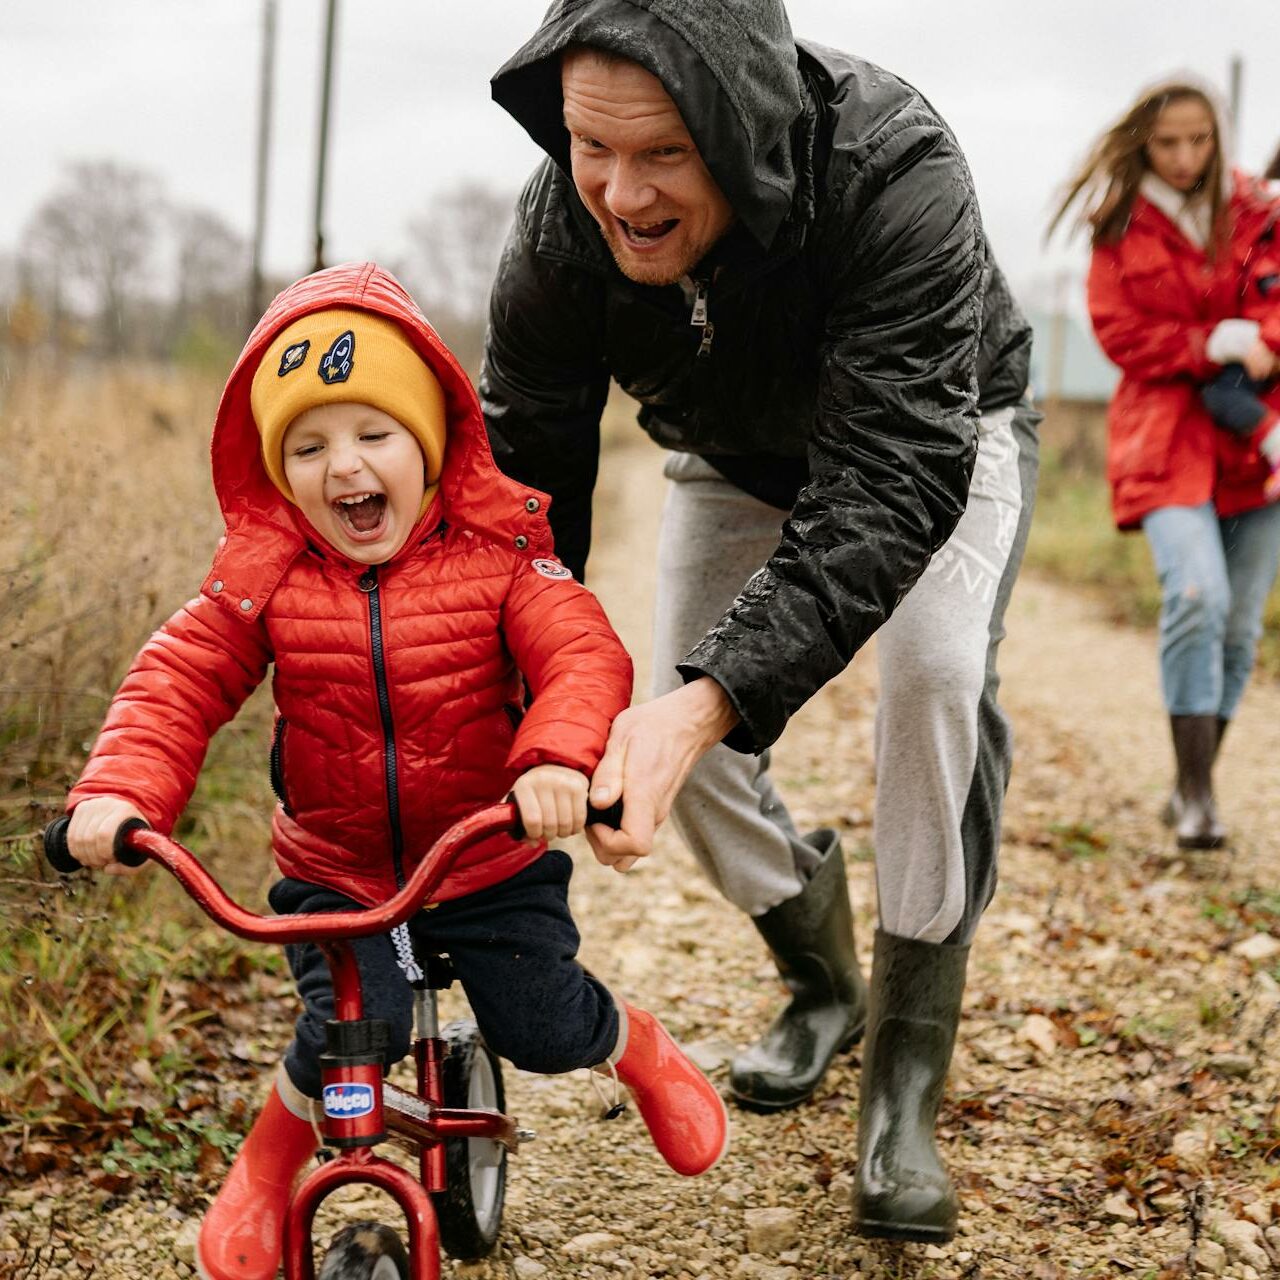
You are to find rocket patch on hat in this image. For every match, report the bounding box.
[319,330,355,384]
[278,340,310,377]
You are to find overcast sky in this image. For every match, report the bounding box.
[5,1,1278,312]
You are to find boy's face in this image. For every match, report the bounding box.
[282,402,426,565]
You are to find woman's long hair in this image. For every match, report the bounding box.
[1048,81,1228,255]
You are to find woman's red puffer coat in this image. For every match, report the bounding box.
[68,264,633,905]
[1088,172,1280,528]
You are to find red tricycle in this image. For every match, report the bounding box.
[43,800,620,1279]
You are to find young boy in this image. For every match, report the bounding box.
[64,263,728,1280]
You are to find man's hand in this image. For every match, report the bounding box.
[585,676,740,873]
[511,764,590,845]
[66,795,149,875]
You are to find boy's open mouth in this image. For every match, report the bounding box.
[620,218,678,246]
[332,491,387,536]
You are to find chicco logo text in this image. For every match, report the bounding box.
[323,1082,375,1118]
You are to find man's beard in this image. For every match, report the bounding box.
[600,222,720,287]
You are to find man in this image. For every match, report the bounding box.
[482,0,1036,1244]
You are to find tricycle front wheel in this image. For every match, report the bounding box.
[431,1019,507,1259]
[317,1220,409,1279]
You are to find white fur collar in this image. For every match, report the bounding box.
[1139,172,1213,249]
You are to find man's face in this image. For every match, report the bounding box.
[562,50,735,286]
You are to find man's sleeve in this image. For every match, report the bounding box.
[480,189,612,581]
[681,120,985,753]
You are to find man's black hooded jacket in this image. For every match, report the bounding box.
[482,0,1033,754]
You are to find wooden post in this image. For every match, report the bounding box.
[312,0,340,274]
[1228,54,1243,139]
[249,0,277,326]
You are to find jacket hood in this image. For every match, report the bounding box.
[491,0,805,251]
[205,262,555,617]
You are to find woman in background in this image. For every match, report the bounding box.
[1051,80,1280,850]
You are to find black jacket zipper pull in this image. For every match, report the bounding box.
[690,281,715,358]
[358,567,377,592]
[690,281,709,327]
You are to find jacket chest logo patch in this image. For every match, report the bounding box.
[532,558,572,580]
[278,340,310,377]
[319,330,355,384]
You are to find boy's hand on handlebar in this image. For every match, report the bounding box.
[512,765,589,845]
[67,796,149,875]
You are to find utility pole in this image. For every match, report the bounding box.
[249,0,277,326]
[1228,54,1243,139]
[312,0,340,273]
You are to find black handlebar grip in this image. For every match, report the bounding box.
[585,799,625,830]
[113,818,151,867]
[43,816,79,874]
[42,815,150,872]
[507,797,625,841]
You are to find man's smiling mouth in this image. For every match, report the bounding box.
[620,217,678,246]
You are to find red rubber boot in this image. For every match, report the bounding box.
[609,1003,730,1176]
[196,1075,319,1280]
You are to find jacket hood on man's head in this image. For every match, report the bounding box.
[208,263,553,594]
[491,0,805,251]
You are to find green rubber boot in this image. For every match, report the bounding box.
[729,830,868,1112]
[852,929,967,1242]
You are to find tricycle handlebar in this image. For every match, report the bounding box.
[41,799,624,945]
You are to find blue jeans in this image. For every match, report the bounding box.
[1142,502,1280,718]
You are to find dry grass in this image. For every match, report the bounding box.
[3,361,230,787]
[1,360,281,1127]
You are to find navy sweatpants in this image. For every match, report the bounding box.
[268,850,619,1099]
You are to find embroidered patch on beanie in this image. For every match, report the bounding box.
[319,330,354,384]
[278,340,310,377]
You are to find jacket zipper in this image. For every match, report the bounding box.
[268,716,292,816]
[690,279,715,358]
[358,565,406,890]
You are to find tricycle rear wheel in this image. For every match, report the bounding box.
[317,1220,409,1279]
[431,1019,507,1259]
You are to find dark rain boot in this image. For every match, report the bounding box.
[852,929,967,1243]
[729,829,868,1112]
[1160,717,1227,828]
[1169,714,1227,849]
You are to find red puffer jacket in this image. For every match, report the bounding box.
[1088,173,1280,528]
[68,264,632,905]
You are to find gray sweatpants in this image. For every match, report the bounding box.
[652,403,1039,944]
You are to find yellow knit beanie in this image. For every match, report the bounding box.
[249,309,447,503]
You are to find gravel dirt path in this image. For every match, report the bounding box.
[4,436,1279,1280]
